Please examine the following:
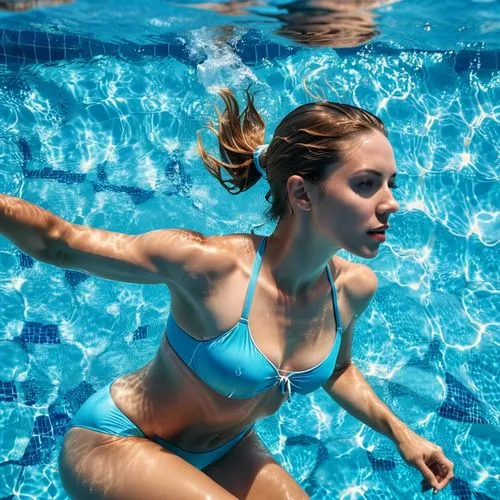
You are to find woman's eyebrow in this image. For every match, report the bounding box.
[351,168,397,177]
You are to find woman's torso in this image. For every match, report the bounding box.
[110,233,351,451]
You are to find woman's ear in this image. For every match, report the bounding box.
[287,175,312,212]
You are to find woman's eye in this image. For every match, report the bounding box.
[358,180,374,188]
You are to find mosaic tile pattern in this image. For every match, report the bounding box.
[63,379,95,415]
[17,251,34,269]
[284,434,328,496]
[0,380,18,402]
[437,373,489,424]
[94,163,154,205]
[366,451,397,472]
[17,322,60,344]
[133,325,149,341]
[0,29,191,67]
[64,270,89,288]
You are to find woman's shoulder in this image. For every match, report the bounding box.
[331,257,378,315]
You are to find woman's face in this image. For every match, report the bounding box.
[310,130,400,258]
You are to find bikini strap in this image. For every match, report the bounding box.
[326,263,343,334]
[241,237,268,321]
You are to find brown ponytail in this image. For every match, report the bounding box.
[198,89,387,221]
[197,88,266,194]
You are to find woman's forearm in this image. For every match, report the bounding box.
[322,363,410,444]
[0,194,69,262]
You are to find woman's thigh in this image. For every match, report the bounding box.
[204,431,309,500]
[58,427,237,500]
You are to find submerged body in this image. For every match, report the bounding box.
[69,234,349,461]
[1,99,454,498]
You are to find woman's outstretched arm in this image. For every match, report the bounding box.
[322,263,454,494]
[0,194,231,286]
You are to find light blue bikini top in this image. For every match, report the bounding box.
[166,237,342,400]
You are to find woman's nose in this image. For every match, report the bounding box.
[379,189,400,214]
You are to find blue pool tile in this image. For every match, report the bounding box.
[19,415,54,466]
[64,34,80,50]
[50,46,65,61]
[34,31,49,47]
[437,373,488,424]
[101,42,119,56]
[154,43,169,57]
[64,270,90,289]
[48,33,65,48]
[18,251,34,268]
[451,477,473,499]
[366,451,396,471]
[19,30,35,45]
[48,406,72,436]
[21,379,46,406]
[133,325,149,341]
[23,167,86,184]
[89,40,104,57]
[34,45,50,62]
[21,43,36,61]
[0,380,18,402]
[19,322,61,345]
[64,380,95,414]
[285,434,328,495]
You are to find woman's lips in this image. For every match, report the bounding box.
[367,232,386,242]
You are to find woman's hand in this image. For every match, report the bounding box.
[395,429,454,493]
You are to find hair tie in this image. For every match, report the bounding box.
[253,144,269,180]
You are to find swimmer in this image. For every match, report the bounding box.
[0,89,454,499]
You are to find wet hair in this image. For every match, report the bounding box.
[197,88,387,221]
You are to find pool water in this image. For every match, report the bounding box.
[0,1,498,498]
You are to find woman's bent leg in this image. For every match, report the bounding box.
[204,431,309,500]
[58,427,237,500]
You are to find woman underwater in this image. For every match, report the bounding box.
[0,90,454,499]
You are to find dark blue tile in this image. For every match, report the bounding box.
[64,270,90,288]
[19,30,35,45]
[285,434,328,496]
[366,451,396,471]
[119,42,140,57]
[154,44,169,57]
[34,31,49,47]
[18,251,34,268]
[455,50,472,72]
[451,477,473,500]
[89,40,105,57]
[79,39,92,58]
[20,415,54,466]
[3,42,22,58]
[19,322,61,345]
[140,44,156,56]
[48,407,72,436]
[123,186,154,205]
[65,48,80,60]
[64,34,80,50]
[64,380,95,414]
[48,33,65,48]
[21,379,46,406]
[21,44,36,61]
[437,373,488,424]
[0,380,18,402]
[34,45,51,62]
[168,42,188,62]
[266,43,279,60]
[102,42,120,56]
[5,30,19,44]
[50,47,65,61]
[255,44,267,61]
[133,325,149,341]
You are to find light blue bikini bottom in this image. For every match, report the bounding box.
[70,378,253,470]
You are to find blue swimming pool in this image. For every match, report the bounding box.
[0,0,498,498]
